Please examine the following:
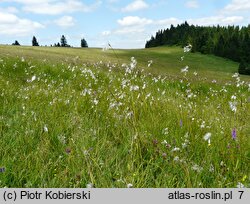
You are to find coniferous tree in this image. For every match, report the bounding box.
[60,35,68,47]
[32,36,39,46]
[81,38,88,48]
[145,22,250,75]
[12,40,20,46]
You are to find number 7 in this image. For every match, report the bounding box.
[238,191,244,199]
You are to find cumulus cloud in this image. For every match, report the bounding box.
[3,0,102,15]
[188,15,244,26]
[122,0,149,12]
[54,16,75,28]
[222,0,250,13]
[0,11,44,36]
[117,16,152,26]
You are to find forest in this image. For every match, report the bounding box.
[145,22,250,75]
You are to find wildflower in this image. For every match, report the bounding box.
[162,128,169,135]
[232,73,239,78]
[180,119,183,127]
[173,156,179,162]
[237,182,245,188]
[86,183,94,188]
[152,139,158,146]
[162,153,167,158]
[192,164,203,173]
[130,85,139,91]
[204,133,211,141]
[184,44,192,53]
[161,140,168,145]
[127,183,133,188]
[181,66,189,74]
[0,167,6,173]
[229,101,237,113]
[171,147,180,152]
[209,165,214,172]
[65,148,71,154]
[43,125,48,132]
[148,60,153,67]
[31,75,36,82]
[232,128,236,140]
[181,56,184,61]
[231,95,237,100]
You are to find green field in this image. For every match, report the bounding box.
[0,45,249,188]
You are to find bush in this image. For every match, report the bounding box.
[238,60,250,75]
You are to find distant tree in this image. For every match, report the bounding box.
[81,38,88,48]
[32,36,39,46]
[57,42,61,47]
[60,35,68,47]
[12,40,20,46]
[238,60,250,75]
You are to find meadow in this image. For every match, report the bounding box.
[0,45,249,188]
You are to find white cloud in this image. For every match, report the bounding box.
[122,0,149,12]
[0,7,19,13]
[0,11,44,36]
[4,0,102,15]
[185,0,199,9]
[188,15,244,26]
[54,16,75,28]
[117,16,152,26]
[222,0,250,13]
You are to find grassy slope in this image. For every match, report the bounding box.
[0,45,249,188]
[0,45,243,80]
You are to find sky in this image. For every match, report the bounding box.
[0,0,250,49]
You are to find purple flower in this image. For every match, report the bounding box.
[180,120,183,127]
[232,128,236,140]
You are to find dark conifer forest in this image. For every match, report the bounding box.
[145,22,250,75]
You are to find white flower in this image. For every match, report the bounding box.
[204,133,211,141]
[130,85,139,91]
[127,183,133,188]
[229,101,237,113]
[184,44,192,53]
[181,66,189,73]
[232,73,239,78]
[86,183,94,188]
[44,125,48,132]
[161,140,168,145]
[171,147,180,152]
[148,60,153,67]
[237,182,245,188]
[173,156,179,162]
[192,164,203,172]
[231,95,237,100]
[31,75,36,82]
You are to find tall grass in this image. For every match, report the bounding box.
[0,47,249,188]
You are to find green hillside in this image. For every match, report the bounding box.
[0,45,243,80]
[0,45,249,188]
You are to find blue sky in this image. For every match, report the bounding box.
[0,0,250,48]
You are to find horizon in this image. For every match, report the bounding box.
[0,0,250,49]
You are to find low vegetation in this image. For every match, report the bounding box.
[0,45,249,188]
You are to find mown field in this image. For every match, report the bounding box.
[0,45,249,188]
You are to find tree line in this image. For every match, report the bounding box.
[145,22,250,75]
[12,35,88,48]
